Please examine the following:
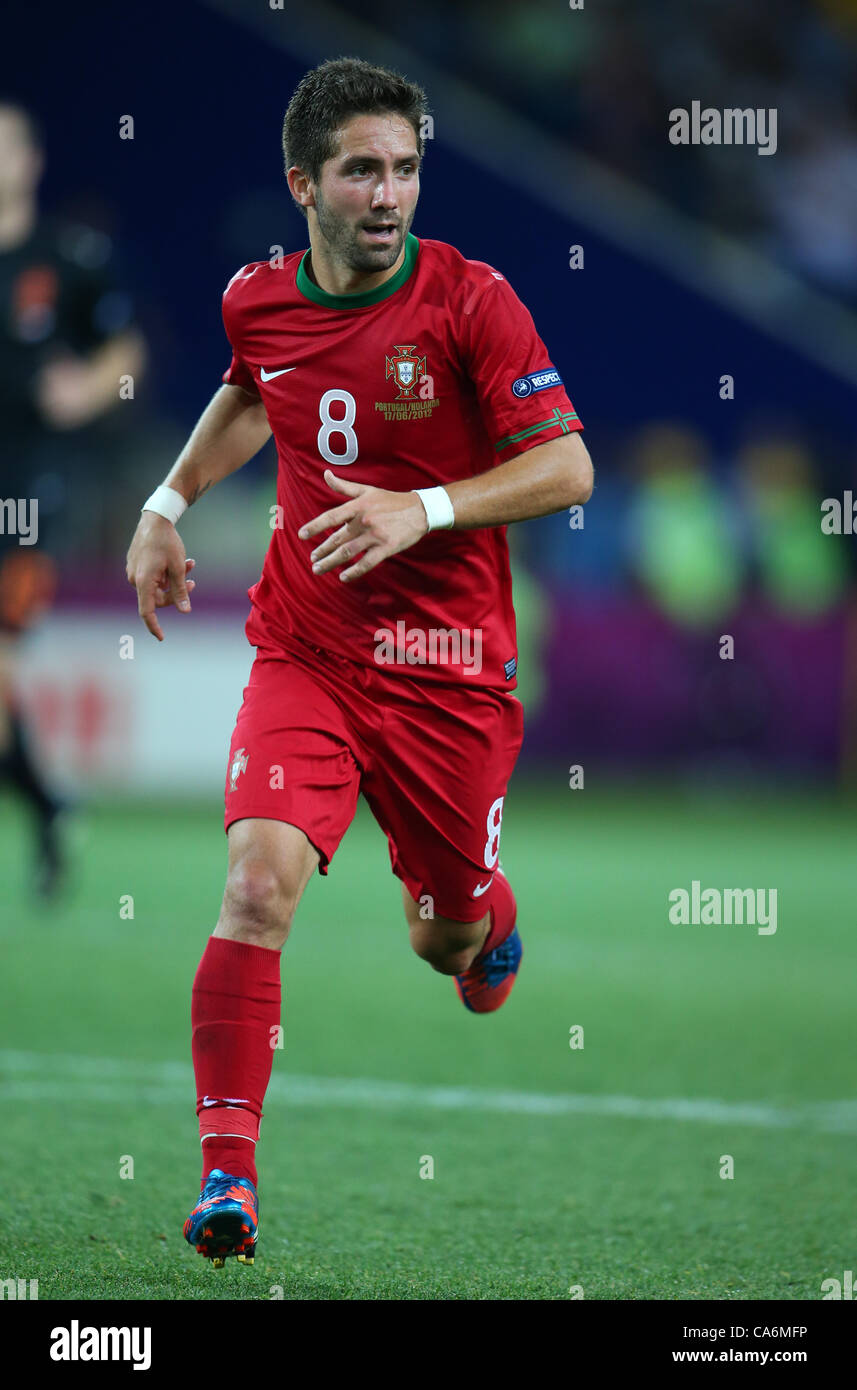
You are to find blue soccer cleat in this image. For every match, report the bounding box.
[454,926,523,1014]
[183,1169,258,1267]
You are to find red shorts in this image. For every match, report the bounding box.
[224,633,524,922]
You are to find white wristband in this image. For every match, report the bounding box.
[414,485,455,532]
[142,485,188,526]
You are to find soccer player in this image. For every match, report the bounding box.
[125,58,593,1267]
[0,102,145,897]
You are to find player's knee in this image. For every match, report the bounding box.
[415,942,477,976]
[409,916,486,976]
[222,856,298,940]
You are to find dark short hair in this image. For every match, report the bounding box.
[282,57,429,217]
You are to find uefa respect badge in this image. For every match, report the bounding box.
[511,367,563,398]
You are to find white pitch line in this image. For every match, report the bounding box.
[1,1050,855,1134]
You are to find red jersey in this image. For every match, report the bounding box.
[221,234,583,690]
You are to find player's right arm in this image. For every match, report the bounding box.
[126,383,271,641]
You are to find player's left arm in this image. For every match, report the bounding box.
[444,430,593,527]
[300,433,592,584]
[303,267,592,582]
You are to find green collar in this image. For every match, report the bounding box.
[296,233,419,309]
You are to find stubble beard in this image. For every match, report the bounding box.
[313,190,413,275]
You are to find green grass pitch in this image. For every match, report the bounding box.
[0,781,853,1300]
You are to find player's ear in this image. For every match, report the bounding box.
[287,166,315,212]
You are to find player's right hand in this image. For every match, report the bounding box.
[126,513,196,642]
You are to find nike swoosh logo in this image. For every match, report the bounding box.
[202,1096,249,1107]
[260,366,297,381]
[472,880,493,897]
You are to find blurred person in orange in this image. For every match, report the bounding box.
[0,102,146,897]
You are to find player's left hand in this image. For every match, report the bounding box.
[298,470,430,583]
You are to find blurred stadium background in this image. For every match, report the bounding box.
[1,0,856,1301]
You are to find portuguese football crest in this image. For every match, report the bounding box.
[385,344,426,400]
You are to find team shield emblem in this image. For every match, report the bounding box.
[385,344,426,400]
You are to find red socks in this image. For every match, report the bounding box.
[478,870,517,958]
[190,882,513,1189]
[191,935,281,1188]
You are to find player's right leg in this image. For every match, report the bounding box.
[215,815,320,949]
[185,648,363,1266]
[185,817,319,1266]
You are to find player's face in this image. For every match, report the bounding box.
[311,113,420,273]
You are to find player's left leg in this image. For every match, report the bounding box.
[402,870,523,1013]
[360,673,525,1014]
[402,888,490,974]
